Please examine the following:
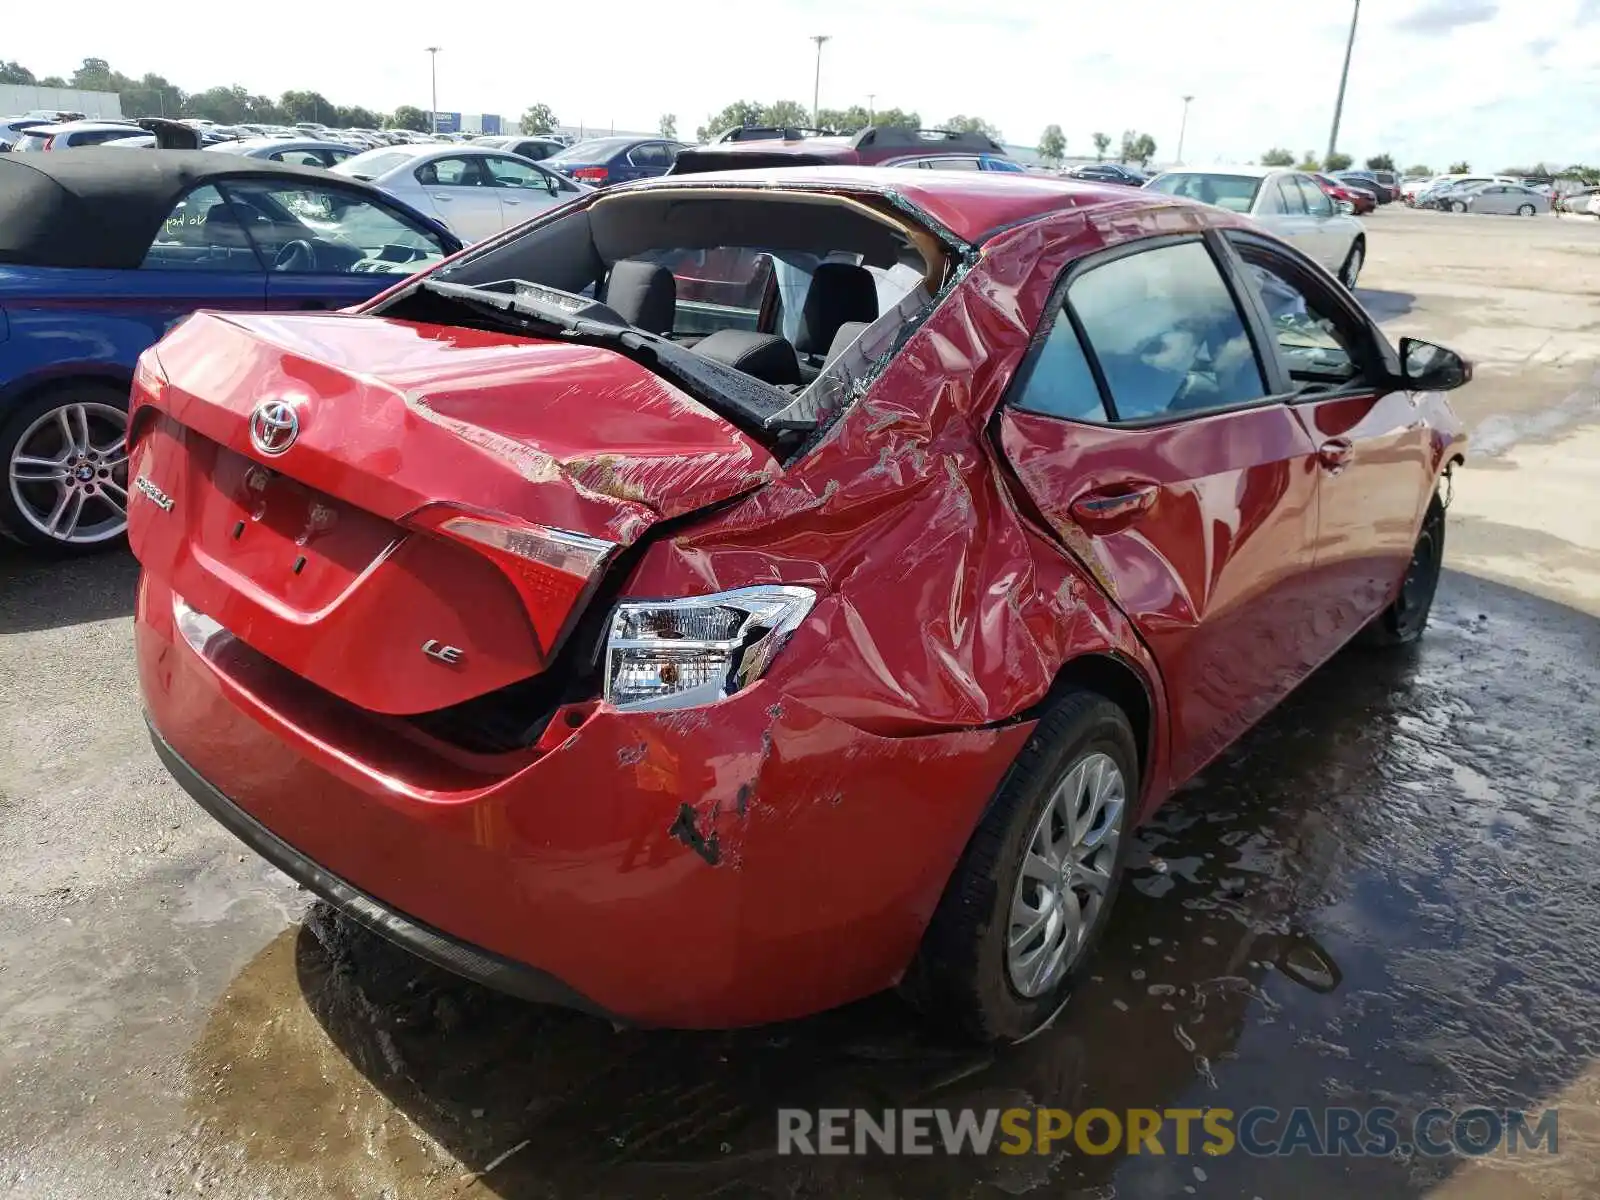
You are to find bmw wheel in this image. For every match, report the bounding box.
[905,690,1139,1042]
[0,383,131,553]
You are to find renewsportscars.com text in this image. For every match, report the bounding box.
[777,1106,1559,1158]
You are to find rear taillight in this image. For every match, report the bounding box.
[41,136,55,150]
[408,506,616,658]
[572,166,608,182]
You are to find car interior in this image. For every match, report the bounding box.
[408,188,953,415]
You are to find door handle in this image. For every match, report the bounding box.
[1318,437,1354,471]
[503,197,521,205]
[1069,483,1159,531]
[430,193,452,201]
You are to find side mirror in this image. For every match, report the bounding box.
[1399,337,1471,391]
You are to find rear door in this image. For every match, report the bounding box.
[1291,174,1343,270]
[479,154,574,226]
[995,233,1323,786]
[415,155,504,240]
[1255,173,1312,254]
[623,141,673,180]
[1223,230,1435,645]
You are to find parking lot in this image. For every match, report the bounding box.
[2,202,1599,1199]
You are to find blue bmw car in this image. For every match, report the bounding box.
[0,150,461,551]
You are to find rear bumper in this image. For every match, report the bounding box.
[147,720,609,1016]
[137,571,1032,1028]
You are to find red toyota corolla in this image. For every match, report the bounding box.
[130,168,1468,1041]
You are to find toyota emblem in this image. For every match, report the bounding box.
[249,401,299,456]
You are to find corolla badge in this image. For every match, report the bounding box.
[249,401,300,457]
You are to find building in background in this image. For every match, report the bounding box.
[430,112,504,135]
[0,84,122,119]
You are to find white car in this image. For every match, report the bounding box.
[1143,166,1367,288]
[331,144,589,242]
[10,119,146,151]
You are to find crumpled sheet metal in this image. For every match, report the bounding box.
[624,208,1170,787]
[146,311,779,551]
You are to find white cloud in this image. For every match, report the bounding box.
[6,0,1598,169]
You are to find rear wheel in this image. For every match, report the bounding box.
[1339,240,1365,289]
[0,382,130,553]
[1362,495,1445,646]
[1517,203,1536,217]
[904,690,1138,1042]
[1451,200,1468,213]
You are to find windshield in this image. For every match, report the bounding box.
[331,149,415,180]
[1145,173,1263,213]
[546,139,630,164]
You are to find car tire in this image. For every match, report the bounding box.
[1517,204,1536,217]
[1451,201,1468,213]
[1339,239,1365,289]
[902,690,1139,1042]
[0,381,131,554]
[1361,494,1445,647]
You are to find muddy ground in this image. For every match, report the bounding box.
[2,205,1598,1199]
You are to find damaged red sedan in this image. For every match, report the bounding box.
[131,167,1468,1040]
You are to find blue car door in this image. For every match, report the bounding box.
[621,141,674,182]
[215,178,459,312]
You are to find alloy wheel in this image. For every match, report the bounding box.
[1005,751,1125,998]
[7,401,131,545]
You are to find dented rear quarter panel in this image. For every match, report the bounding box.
[622,198,1223,814]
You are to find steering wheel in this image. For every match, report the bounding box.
[273,240,317,273]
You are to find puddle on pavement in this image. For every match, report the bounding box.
[181,575,1600,1199]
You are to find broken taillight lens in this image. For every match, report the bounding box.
[571,166,608,182]
[127,349,169,455]
[409,506,616,659]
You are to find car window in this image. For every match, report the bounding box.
[984,158,1026,173]
[217,179,450,274]
[922,156,981,171]
[1296,176,1334,217]
[634,247,777,336]
[1067,240,1267,421]
[1009,309,1109,422]
[627,142,671,168]
[1276,178,1307,215]
[1232,241,1366,390]
[142,185,263,271]
[272,149,326,167]
[418,156,487,186]
[325,148,353,165]
[1145,173,1263,213]
[482,155,555,191]
[75,128,135,146]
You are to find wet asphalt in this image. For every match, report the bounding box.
[3,206,1600,1198]
[2,551,1598,1199]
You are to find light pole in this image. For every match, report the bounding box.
[867,93,875,126]
[1176,94,1194,164]
[1327,0,1360,163]
[424,46,441,134]
[810,35,831,128]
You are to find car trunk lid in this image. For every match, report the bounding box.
[127,311,780,715]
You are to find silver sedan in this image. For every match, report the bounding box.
[1144,166,1368,288]
[1458,183,1551,216]
[331,144,589,243]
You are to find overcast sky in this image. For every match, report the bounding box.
[7,0,1598,168]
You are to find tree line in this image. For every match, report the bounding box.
[691,100,998,144]
[1035,127,1157,167]
[1259,148,1598,181]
